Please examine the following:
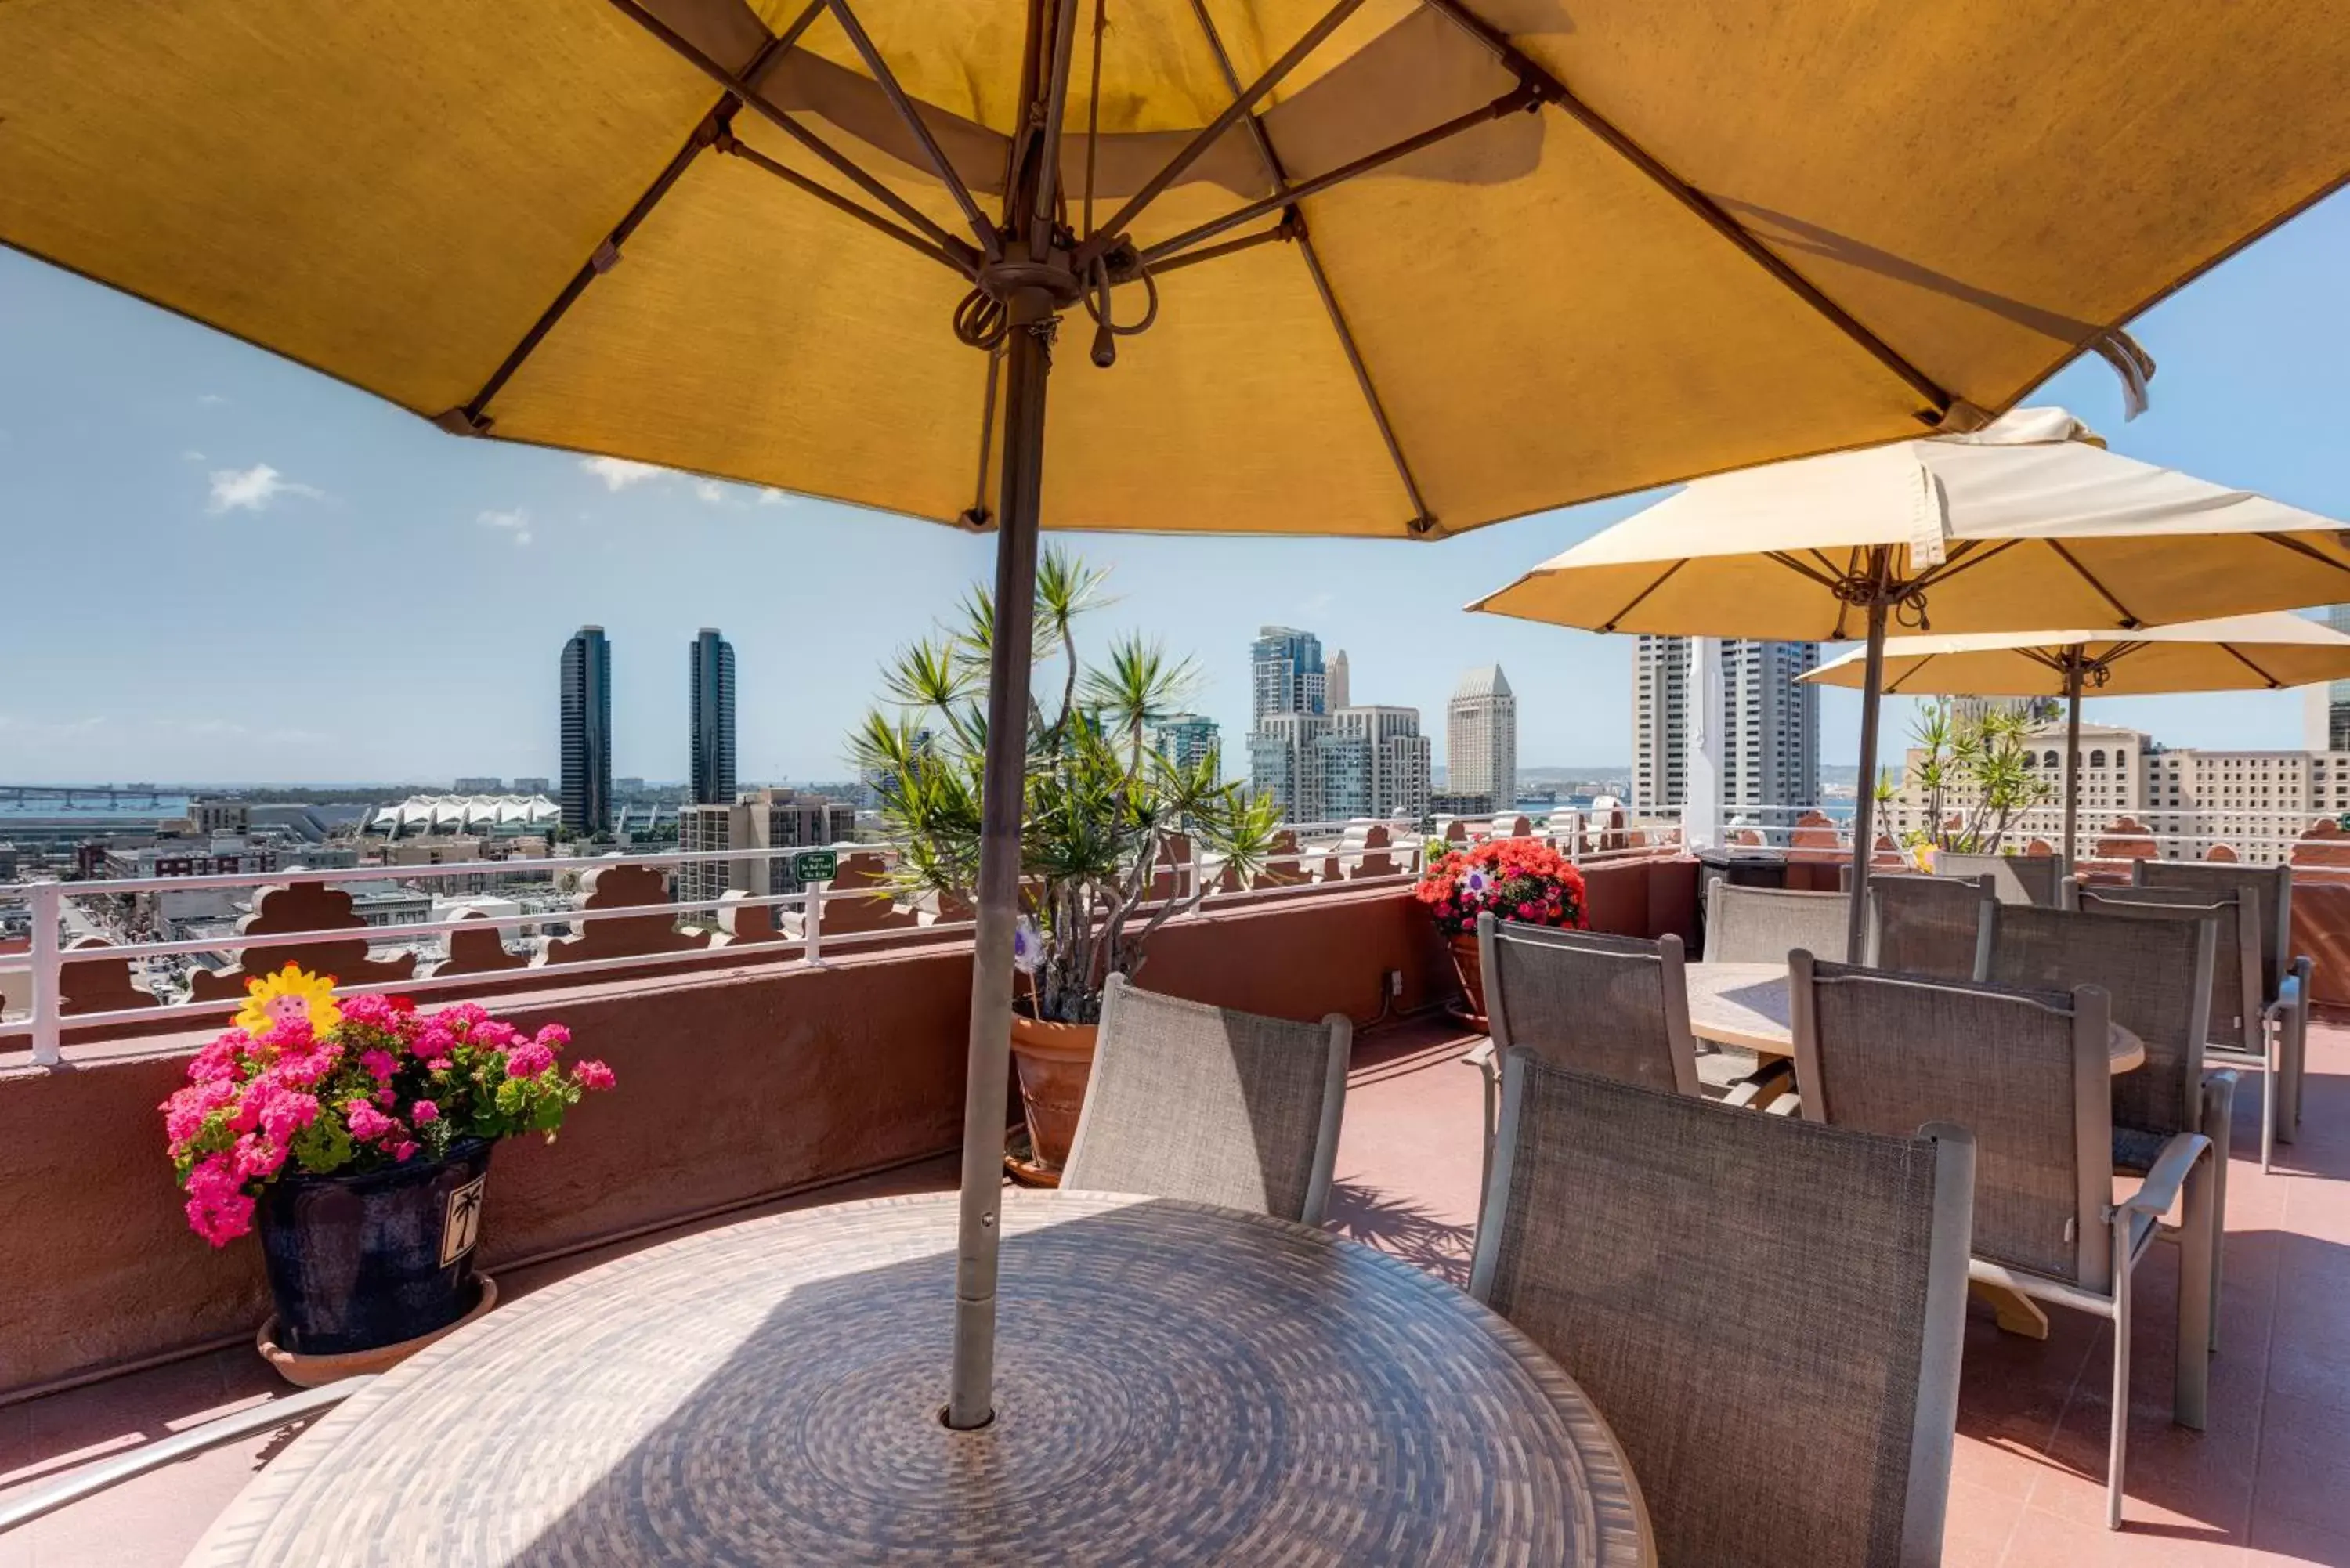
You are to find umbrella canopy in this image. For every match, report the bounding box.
[8,2,2349,1432]
[1470,409,2350,950]
[1802,612,2350,871]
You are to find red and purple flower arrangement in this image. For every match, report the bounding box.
[1414,836,1589,939]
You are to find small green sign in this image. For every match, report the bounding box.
[794,849,840,883]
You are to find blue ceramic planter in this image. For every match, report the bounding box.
[258,1139,493,1355]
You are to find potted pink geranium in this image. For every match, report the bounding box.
[161,964,614,1375]
[1415,838,1589,1027]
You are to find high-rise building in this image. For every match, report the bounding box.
[2308,605,2350,752]
[679,788,859,909]
[1250,626,1327,724]
[1318,706,1430,822]
[1447,665,1517,807]
[1249,712,1329,822]
[559,625,613,834]
[1326,649,1350,710]
[689,628,737,806]
[1633,637,1820,809]
[1631,635,1688,811]
[1150,714,1221,778]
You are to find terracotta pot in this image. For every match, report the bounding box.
[1447,932,1488,1029]
[1009,1010,1099,1180]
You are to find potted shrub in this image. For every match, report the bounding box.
[1415,837,1589,1027]
[851,548,1280,1180]
[161,964,614,1378]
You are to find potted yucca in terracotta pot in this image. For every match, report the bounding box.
[161,964,615,1381]
[1415,838,1589,1027]
[851,548,1281,1183]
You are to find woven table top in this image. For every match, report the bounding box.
[189,1189,1651,1566]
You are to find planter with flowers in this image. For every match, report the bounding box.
[161,964,615,1382]
[1414,838,1589,1027]
[851,549,1281,1183]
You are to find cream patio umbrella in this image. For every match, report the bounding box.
[7,2,2350,1429]
[1803,612,2350,874]
[1469,410,2350,957]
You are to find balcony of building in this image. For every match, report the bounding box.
[3,815,2348,1565]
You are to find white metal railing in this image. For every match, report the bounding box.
[0,826,1451,1067]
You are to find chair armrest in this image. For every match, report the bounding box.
[1465,1039,1496,1071]
[2118,1131,2212,1219]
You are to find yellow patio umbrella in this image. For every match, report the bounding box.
[6,2,2349,1427]
[1802,612,2350,874]
[1470,410,2350,956]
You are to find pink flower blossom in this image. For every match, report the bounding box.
[230,1133,286,1183]
[390,1140,418,1162]
[188,1032,247,1085]
[345,1100,397,1142]
[183,1155,255,1247]
[358,1049,397,1083]
[338,994,408,1035]
[374,1088,398,1108]
[504,1041,555,1078]
[533,1023,571,1052]
[410,1099,439,1125]
[574,1060,616,1092]
[423,1057,454,1072]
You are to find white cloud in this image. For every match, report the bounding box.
[758,488,794,507]
[580,456,663,491]
[181,449,207,463]
[196,392,227,406]
[693,479,727,505]
[478,507,533,547]
[206,462,324,515]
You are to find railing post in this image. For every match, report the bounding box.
[27,881,62,1068]
[803,880,827,964]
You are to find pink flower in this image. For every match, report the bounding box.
[230,1133,285,1182]
[338,994,407,1035]
[423,1056,454,1072]
[188,1032,246,1085]
[358,1049,397,1083]
[390,1140,419,1162]
[183,1155,255,1246]
[574,1060,615,1092]
[345,1100,397,1142]
[374,1088,397,1108]
[532,1023,571,1052]
[410,1099,439,1125]
[1518,901,1541,919]
[504,1041,555,1078]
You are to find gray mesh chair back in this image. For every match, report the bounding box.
[2135,860,2290,1002]
[1470,1055,1973,1568]
[1061,974,1350,1226]
[1789,956,2113,1291]
[1983,902,2215,1146]
[2076,884,2261,1057]
[1939,851,2062,907]
[1478,914,1700,1096]
[1869,873,1994,981]
[1705,880,1850,963]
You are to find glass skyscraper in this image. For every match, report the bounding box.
[559,625,612,833]
[689,627,737,806]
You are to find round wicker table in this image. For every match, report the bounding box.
[190,1189,1653,1566]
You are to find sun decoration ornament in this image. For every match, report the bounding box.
[233,963,344,1039]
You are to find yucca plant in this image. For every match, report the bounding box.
[1903,700,2055,854]
[849,547,1281,1023]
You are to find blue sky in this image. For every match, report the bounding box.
[2,190,2344,787]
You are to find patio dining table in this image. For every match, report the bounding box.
[1687,960,2147,1074]
[189,1189,1654,1566]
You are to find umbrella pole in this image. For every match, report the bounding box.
[2061,656,2084,882]
[1846,598,1889,962]
[946,286,1053,1431]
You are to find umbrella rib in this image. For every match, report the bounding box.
[1147,220,1301,276]
[444,101,734,430]
[1766,551,1842,591]
[2216,643,2285,689]
[824,0,1000,258]
[2043,540,2142,628]
[1907,536,2020,595]
[604,0,980,270]
[1081,0,1369,260]
[718,139,981,279]
[1188,0,1435,535]
[2258,530,2350,578]
[1598,559,1689,631]
[1138,86,1541,269]
[1415,0,1956,422]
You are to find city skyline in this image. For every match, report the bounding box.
[2,190,2344,786]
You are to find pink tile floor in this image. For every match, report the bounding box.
[7,1017,2348,1565]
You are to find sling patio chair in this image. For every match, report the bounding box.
[1786,956,2214,1529]
[2135,858,2314,1142]
[1937,851,2063,908]
[1705,880,1851,963]
[1980,900,2235,1349]
[2077,881,2286,1171]
[1471,1052,1975,1567]
[1060,974,1350,1227]
[1465,915,1788,1203]
[1868,872,1997,981]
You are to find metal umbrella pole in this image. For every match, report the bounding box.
[1844,547,1894,963]
[2059,650,2087,880]
[946,0,1079,1433]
